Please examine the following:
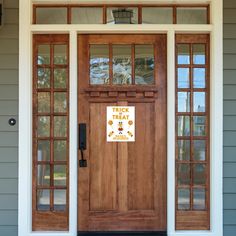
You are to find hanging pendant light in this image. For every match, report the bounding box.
[112,8,133,24]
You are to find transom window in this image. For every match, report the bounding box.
[33,4,209,25]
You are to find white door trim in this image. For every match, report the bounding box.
[18,1,223,236]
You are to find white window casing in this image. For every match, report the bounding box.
[18,0,223,236]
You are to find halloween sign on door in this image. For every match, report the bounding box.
[107,106,135,142]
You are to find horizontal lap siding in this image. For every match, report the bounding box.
[224,1,236,235]
[0,0,19,236]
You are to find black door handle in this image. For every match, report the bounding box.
[79,123,87,168]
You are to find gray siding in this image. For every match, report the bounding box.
[0,0,18,236]
[224,0,236,235]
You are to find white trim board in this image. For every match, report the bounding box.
[18,0,223,236]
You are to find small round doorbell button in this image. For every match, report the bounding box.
[8,118,16,126]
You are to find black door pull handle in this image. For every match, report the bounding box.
[79,123,87,167]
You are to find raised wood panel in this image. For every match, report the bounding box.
[0,211,17,225]
[176,211,209,230]
[0,163,18,178]
[0,195,17,210]
[128,102,154,210]
[89,103,117,211]
[0,179,18,194]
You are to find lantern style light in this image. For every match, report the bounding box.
[112,8,133,24]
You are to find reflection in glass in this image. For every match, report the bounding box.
[54,92,67,113]
[177,44,190,64]
[38,45,50,64]
[37,165,50,186]
[54,165,66,186]
[178,188,190,210]
[54,190,66,211]
[54,141,67,161]
[90,45,109,84]
[38,116,50,137]
[71,7,103,24]
[193,164,206,185]
[193,116,206,136]
[178,116,190,136]
[37,189,50,211]
[54,45,67,65]
[193,68,205,88]
[193,188,206,210]
[193,140,206,161]
[38,68,50,88]
[113,45,132,84]
[178,140,190,161]
[38,92,50,113]
[194,92,205,112]
[178,92,190,112]
[178,164,190,185]
[36,7,67,24]
[135,44,154,84]
[178,68,190,88]
[193,44,206,64]
[107,8,138,24]
[38,140,50,161]
[54,69,67,88]
[54,116,67,137]
[177,7,207,24]
[142,7,173,24]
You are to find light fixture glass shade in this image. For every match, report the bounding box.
[112,8,133,24]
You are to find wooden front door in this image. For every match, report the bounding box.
[78,34,167,232]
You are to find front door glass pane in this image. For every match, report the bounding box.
[135,44,154,84]
[113,45,132,84]
[90,45,109,84]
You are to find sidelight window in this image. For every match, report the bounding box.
[32,35,69,231]
[175,34,210,230]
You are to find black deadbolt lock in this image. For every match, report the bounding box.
[8,118,16,126]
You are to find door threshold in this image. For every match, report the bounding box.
[78,232,167,236]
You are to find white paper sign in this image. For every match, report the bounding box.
[107,106,135,142]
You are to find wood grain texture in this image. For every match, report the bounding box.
[78,34,167,232]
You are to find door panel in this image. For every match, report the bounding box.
[78,34,167,232]
[89,103,117,211]
[128,102,155,211]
